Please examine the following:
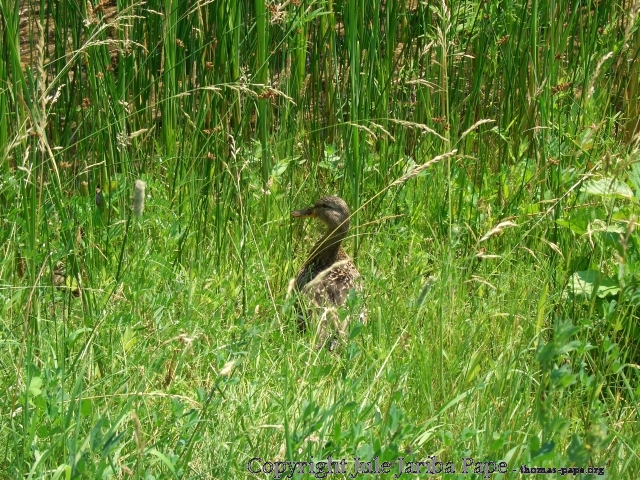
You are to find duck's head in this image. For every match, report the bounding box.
[291,195,350,232]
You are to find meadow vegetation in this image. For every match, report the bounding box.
[1,0,639,477]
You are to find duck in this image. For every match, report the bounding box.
[291,195,363,349]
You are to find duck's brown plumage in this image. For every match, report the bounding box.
[291,196,363,348]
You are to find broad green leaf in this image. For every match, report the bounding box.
[629,162,640,198]
[568,270,620,298]
[584,178,633,199]
[556,218,587,235]
[271,160,290,177]
[596,280,621,297]
[28,377,43,397]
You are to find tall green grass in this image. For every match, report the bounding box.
[1,0,639,477]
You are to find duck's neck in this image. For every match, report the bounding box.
[307,221,349,266]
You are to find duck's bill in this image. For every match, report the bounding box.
[291,207,315,218]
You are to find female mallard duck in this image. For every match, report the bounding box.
[291,195,363,349]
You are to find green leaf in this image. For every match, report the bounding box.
[271,158,292,177]
[556,218,587,235]
[356,443,373,459]
[349,322,364,340]
[568,270,620,298]
[90,418,106,451]
[551,364,577,389]
[148,449,176,474]
[628,162,640,198]
[490,430,510,453]
[597,279,622,297]
[556,340,582,356]
[567,434,590,465]
[584,178,633,199]
[123,326,136,352]
[532,440,555,458]
[51,464,71,480]
[536,342,557,363]
[28,377,43,397]
[593,223,625,234]
[81,399,93,416]
[66,328,91,345]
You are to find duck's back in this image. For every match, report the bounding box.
[296,247,360,307]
